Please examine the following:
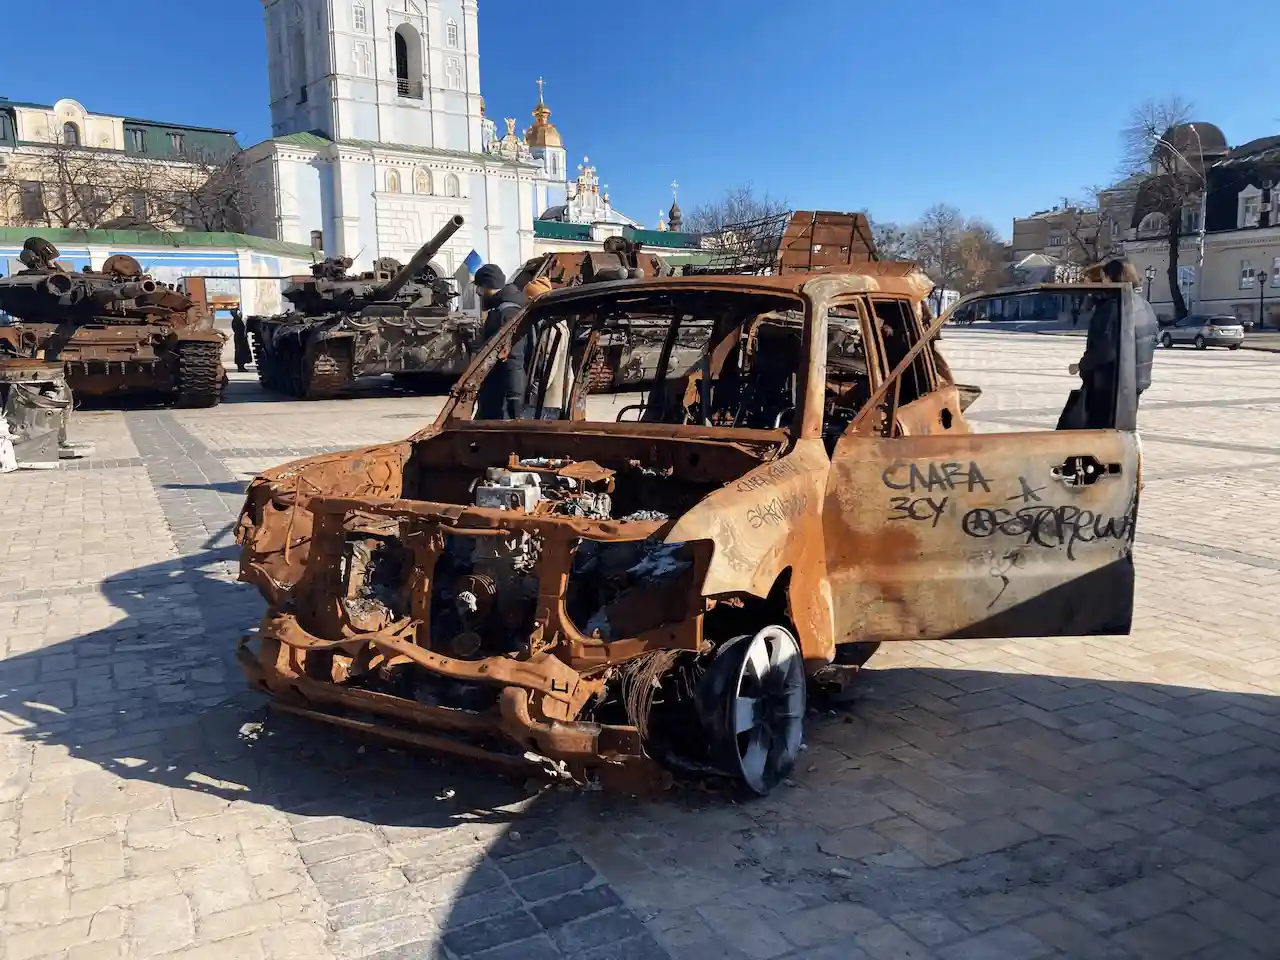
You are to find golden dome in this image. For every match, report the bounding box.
[524,78,562,149]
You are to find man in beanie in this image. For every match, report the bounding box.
[473,264,531,419]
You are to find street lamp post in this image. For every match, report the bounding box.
[1144,264,1156,301]
[1257,269,1269,329]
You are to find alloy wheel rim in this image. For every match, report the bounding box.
[727,626,806,794]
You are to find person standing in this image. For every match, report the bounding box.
[473,265,531,419]
[230,307,252,373]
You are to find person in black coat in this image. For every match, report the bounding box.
[230,308,252,372]
[473,265,532,419]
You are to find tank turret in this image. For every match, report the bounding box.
[282,216,465,316]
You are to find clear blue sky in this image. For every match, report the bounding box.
[3,0,1276,237]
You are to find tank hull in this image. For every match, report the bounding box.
[5,322,225,406]
[251,311,482,400]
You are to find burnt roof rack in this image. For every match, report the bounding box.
[685,210,880,276]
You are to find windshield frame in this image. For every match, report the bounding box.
[429,280,814,440]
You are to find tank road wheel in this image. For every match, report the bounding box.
[174,341,223,408]
[698,626,807,795]
[303,345,352,400]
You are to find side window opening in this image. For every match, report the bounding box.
[869,298,934,408]
[823,304,872,454]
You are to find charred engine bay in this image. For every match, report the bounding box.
[325,439,752,726]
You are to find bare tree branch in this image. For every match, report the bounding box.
[685,184,789,235]
[865,215,913,261]
[0,136,256,235]
[1120,96,1199,318]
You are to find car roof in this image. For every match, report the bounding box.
[533,261,935,306]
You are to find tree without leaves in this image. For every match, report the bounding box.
[955,219,1010,294]
[906,204,968,310]
[685,184,789,235]
[0,137,256,235]
[1053,189,1120,267]
[1121,96,1200,318]
[0,137,137,229]
[866,215,914,261]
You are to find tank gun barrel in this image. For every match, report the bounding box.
[372,215,463,302]
[88,279,159,308]
[0,273,74,298]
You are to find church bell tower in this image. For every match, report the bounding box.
[263,0,484,152]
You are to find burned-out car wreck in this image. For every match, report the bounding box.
[235,265,1144,794]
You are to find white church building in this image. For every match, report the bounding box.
[245,0,632,279]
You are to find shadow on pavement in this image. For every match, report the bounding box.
[219,373,454,406]
[162,480,252,498]
[4,539,1279,958]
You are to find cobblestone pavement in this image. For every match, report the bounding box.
[2,333,1278,959]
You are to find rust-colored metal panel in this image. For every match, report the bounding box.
[778,211,878,274]
[824,430,1140,644]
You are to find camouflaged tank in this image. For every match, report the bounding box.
[249,216,479,399]
[0,238,225,407]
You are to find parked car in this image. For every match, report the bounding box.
[1159,315,1244,350]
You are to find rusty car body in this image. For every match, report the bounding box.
[235,265,1143,794]
[0,238,225,407]
[250,216,480,398]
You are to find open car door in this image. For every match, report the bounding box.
[823,284,1141,644]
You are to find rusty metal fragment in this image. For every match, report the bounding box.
[0,359,94,469]
[235,265,1144,795]
[0,237,226,407]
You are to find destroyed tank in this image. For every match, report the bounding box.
[511,237,693,390]
[250,215,480,399]
[0,238,225,407]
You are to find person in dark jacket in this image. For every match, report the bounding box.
[473,265,532,419]
[230,308,253,372]
[1059,257,1155,429]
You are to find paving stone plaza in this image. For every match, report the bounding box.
[2,331,1279,960]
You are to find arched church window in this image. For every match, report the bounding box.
[1138,212,1167,238]
[444,173,460,198]
[62,122,80,146]
[352,0,367,33]
[446,18,459,48]
[414,168,433,195]
[386,169,401,193]
[394,26,424,99]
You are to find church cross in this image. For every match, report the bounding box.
[670,181,679,200]
[536,77,545,101]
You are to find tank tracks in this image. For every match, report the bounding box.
[174,341,223,408]
[254,334,352,400]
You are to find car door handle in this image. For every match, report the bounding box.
[1052,455,1122,487]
